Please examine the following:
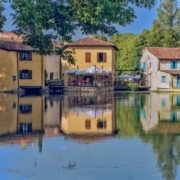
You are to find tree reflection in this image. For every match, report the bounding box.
[115,93,144,138]
[116,93,180,180]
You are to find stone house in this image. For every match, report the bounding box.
[141,47,180,91]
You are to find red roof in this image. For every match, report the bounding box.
[146,47,180,60]
[0,40,32,51]
[65,37,118,50]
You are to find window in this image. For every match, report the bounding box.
[12,102,16,109]
[161,76,166,83]
[149,62,151,68]
[161,99,167,107]
[85,119,91,130]
[171,111,178,122]
[97,120,107,129]
[50,72,54,80]
[97,53,107,63]
[171,61,177,69]
[19,104,32,114]
[18,123,32,134]
[140,63,146,71]
[19,51,32,61]
[19,70,32,79]
[176,96,180,106]
[85,52,91,63]
[12,75,16,81]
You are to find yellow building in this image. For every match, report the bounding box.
[61,95,116,136]
[0,41,44,92]
[62,37,118,89]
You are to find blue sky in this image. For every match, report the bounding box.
[3,1,161,39]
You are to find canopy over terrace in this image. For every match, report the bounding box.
[66,66,113,87]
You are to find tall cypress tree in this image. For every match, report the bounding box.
[152,0,180,47]
[157,0,179,28]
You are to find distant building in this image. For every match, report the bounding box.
[0,41,44,92]
[62,37,118,89]
[140,47,180,91]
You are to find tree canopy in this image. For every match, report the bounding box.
[1,0,156,55]
[146,0,180,47]
[111,34,139,70]
[112,0,180,71]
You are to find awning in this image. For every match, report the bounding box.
[65,66,112,75]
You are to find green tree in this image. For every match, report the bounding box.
[9,0,156,57]
[139,0,180,48]
[111,34,140,70]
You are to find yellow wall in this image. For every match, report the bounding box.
[18,96,43,131]
[0,49,44,91]
[0,94,17,135]
[62,47,116,85]
[0,49,18,91]
[61,110,114,135]
[61,94,115,135]
[19,53,43,87]
[0,95,43,136]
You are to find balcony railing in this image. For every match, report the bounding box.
[68,81,112,87]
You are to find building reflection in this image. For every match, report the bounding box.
[43,96,62,136]
[61,95,116,138]
[140,93,180,180]
[0,94,43,149]
[140,93,180,133]
[0,94,116,146]
[18,95,43,134]
[0,94,18,136]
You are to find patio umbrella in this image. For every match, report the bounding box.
[82,66,111,75]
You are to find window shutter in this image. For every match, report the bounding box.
[97,53,99,62]
[85,52,91,63]
[104,53,107,62]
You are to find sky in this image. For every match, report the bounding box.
[3,1,161,40]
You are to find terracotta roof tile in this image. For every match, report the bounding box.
[160,70,180,75]
[146,47,180,60]
[0,32,23,42]
[0,40,32,51]
[65,37,118,50]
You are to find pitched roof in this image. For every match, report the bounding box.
[0,40,32,51]
[0,32,23,42]
[65,37,118,50]
[146,47,180,60]
[160,70,180,75]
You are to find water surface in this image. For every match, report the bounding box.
[0,93,179,180]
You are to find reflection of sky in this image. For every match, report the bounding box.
[73,107,111,118]
[0,137,162,180]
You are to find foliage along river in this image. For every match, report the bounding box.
[0,92,179,180]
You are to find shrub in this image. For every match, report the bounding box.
[127,82,138,91]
